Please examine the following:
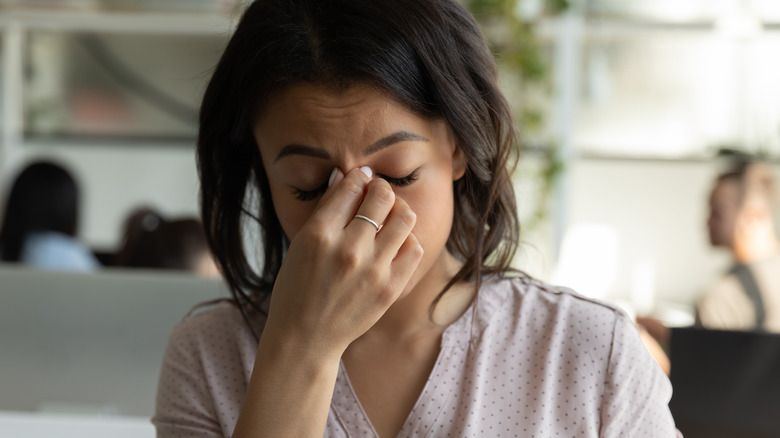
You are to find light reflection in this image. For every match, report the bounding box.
[552,224,619,300]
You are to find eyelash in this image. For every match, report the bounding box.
[293,169,420,201]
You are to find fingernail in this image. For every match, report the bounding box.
[359,166,373,178]
[328,167,339,187]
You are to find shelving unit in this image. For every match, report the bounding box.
[0,7,237,157]
[0,7,236,249]
[0,9,235,34]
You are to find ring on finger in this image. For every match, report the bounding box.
[353,214,380,232]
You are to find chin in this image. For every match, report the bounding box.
[397,271,423,301]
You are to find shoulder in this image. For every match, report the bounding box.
[751,253,780,279]
[467,275,634,366]
[697,271,754,329]
[700,270,743,299]
[166,298,264,351]
[160,297,265,391]
[156,298,263,437]
[25,231,82,250]
[469,276,661,388]
[21,231,99,270]
[477,275,630,331]
[697,271,750,314]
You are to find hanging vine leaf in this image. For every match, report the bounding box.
[464,0,567,231]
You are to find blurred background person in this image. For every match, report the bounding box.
[639,155,780,348]
[0,160,100,271]
[115,206,219,278]
[697,157,780,332]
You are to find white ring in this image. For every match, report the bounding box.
[353,214,380,231]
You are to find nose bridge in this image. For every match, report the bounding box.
[331,151,370,176]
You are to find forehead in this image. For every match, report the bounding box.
[259,83,402,123]
[252,83,447,157]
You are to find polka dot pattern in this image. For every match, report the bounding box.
[152,278,680,437]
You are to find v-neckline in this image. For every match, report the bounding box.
[330,303,475,437]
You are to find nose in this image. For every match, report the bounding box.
[327,166,373,188]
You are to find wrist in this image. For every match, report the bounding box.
[256,323,344,376]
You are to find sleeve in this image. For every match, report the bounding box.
[152,321,223,438]
[599,313,681,438]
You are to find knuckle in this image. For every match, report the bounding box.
[304,222,333,246]
[398,208,417,229]
[341,178,365,198]
[408,234,424,257]
[370,180,395,206]
[413,242,424,259]
[376,285,397,307]
[313,231,336,250]
[364,266,384,286]
[338,247,361,269]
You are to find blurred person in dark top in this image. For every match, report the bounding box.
[696,158,780,332]
[115,207,219,278]
[0,160,100,271]
[639,156,780,351]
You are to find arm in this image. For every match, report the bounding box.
[232,168,423,437]
[599,314,680,438]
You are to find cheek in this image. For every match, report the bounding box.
[268,184,317,241]
[402,177,454,248]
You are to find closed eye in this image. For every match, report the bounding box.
[293,168,420,202]
[293,183,327,201]
[379,169,419,187]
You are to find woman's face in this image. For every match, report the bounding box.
[253,83,465,293]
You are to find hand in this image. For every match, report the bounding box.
[636,316,671,348]
[262,166,424,360]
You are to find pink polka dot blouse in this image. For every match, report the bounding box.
[153,276,680,437]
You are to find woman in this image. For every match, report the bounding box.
[153,0,679,436]
[0,160,99,271]
[115,207,219,277]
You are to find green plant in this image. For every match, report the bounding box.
[465,0,568,232]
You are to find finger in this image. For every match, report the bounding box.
[373,196,416,264]
[347,178,395,237]
[311,167,371,229]
[388,232,424,296]
[328,167,344,188]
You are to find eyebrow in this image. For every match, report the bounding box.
[273,130,429,163]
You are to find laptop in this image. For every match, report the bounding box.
[0,266,229,417]
[669,327,780,438]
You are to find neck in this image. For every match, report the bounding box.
[357,252,474,343]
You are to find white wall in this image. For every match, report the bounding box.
[554,158,780,313]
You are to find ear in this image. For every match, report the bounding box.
[449,130,466,181]
[452,147,466,181]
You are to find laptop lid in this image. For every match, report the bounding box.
[669,327,780,438]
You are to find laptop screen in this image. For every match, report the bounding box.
[669,327,780,438]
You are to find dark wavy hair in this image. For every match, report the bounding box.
[0,161,80,262]
[197,0,521,316]
[115,207,211,272]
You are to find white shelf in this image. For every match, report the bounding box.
[0,9,237,35]
[0,6,228,239]
[22,136,196,150]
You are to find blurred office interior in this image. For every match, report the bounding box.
[1,0,780,436]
